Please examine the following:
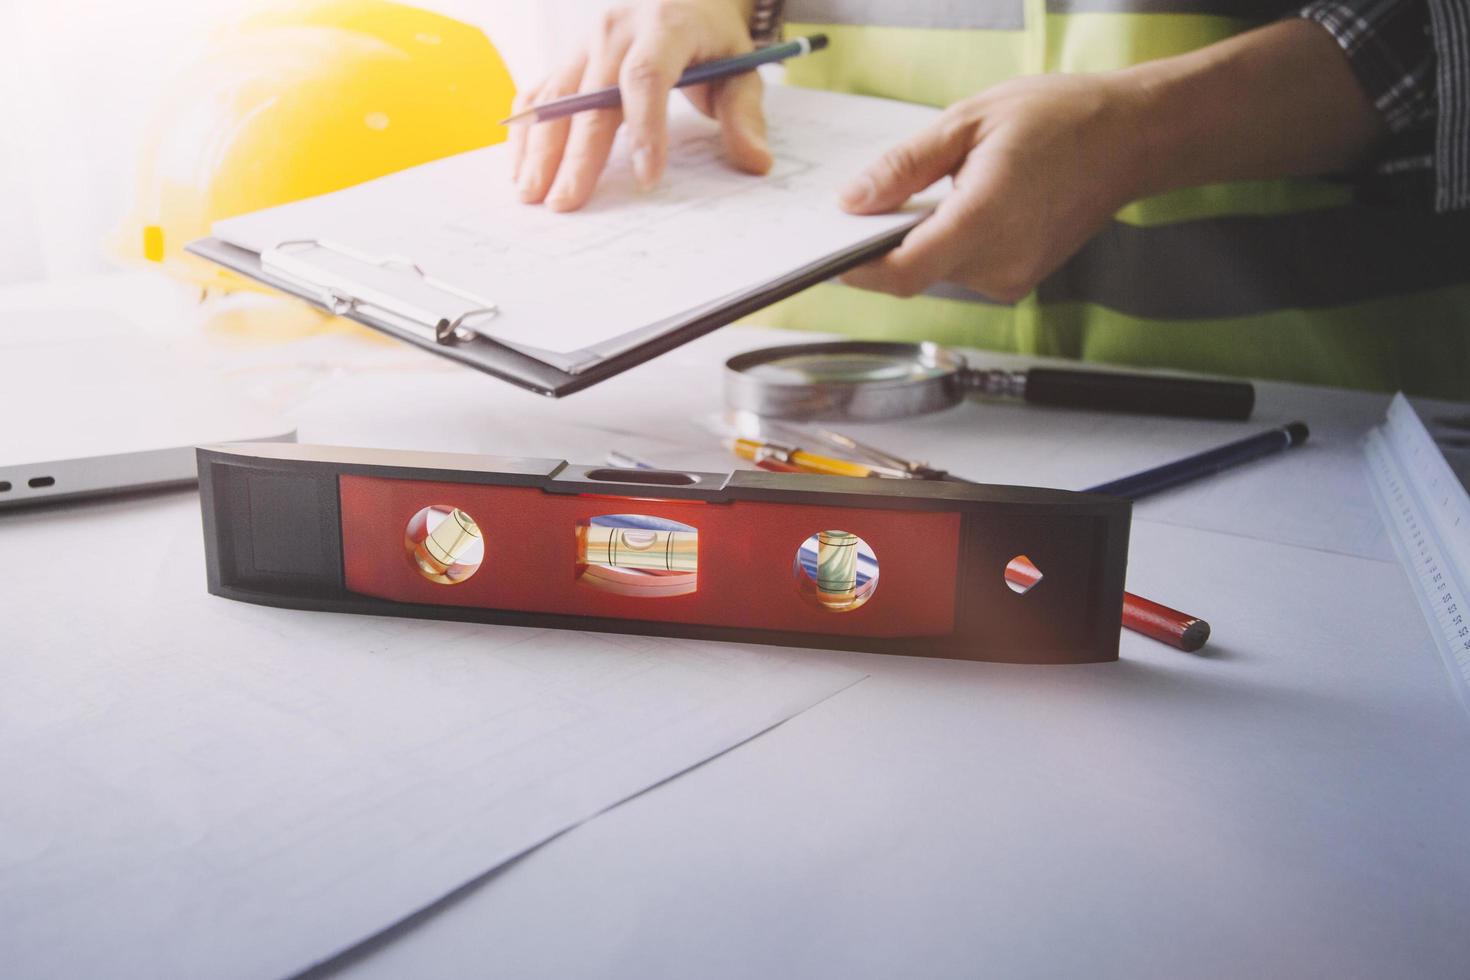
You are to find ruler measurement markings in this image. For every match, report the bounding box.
[1366,396,1470,717]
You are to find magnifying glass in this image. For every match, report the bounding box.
[724,340,1255,422]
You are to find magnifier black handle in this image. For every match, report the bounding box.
[1024,368,1255,421]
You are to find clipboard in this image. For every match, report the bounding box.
[186,85,948,398]
[186,222,918,398]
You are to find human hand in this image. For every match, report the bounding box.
[837,73,1152,303]
[511,0,772,212]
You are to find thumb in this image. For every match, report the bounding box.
[839,116,973,214]
[713,72,772,175]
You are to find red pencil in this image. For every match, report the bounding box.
[1005,558,1210,653]
[1118,591,1211,652]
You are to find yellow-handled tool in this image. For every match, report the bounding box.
[728,437,905,479]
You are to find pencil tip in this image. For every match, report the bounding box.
[499,110,535,126]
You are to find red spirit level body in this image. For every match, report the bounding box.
[197,443,1131,664]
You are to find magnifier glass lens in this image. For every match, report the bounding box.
[748,352,944,385]
[725,341,967,420]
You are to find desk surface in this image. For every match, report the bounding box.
[6,277,1470,980]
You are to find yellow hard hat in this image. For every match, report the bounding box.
[122,0,515,289]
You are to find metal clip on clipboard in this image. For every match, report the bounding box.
[260,239,499,345]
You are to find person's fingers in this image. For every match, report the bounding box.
[546,32,632,211]
[838,189,989,298]
[509,84,540,184]
[620,27,700,189]
[838,113,975,214]
[518,55,586,204]
[711,71,772,176]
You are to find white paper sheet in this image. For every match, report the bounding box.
[0,493,861,979]
[316,519,1470,980]
[210,85,941,358]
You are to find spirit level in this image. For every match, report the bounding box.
[196,443,1131,664]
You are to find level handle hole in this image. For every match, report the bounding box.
[583,468,697,487]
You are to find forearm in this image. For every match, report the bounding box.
[1125,18,1386,197]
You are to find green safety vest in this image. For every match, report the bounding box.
[757,0,1470,398]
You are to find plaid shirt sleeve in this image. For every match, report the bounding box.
[750,0,1466,210]
[1301,0,1437,134]
[1301,0,1469,211]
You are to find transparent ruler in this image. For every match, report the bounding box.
[1365,394,1470,715]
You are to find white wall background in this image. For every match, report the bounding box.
[0,0,611,284]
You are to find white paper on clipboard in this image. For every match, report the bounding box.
[207,85,942,372]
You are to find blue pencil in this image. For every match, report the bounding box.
[1086,422,1309,500]
[606,450,658,470]
[501,35,829,125]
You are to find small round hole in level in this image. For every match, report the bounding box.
[1005,555,1043,595]
[794,530,878,612]
[404,505,484,585]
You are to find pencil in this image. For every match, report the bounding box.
[501,35,829,126]
[1119,592,1211,653]
[1004,561,1211,654]
[606,450,658,470]
[1070,422,1310,653]
[1086,422,1309,499]
[729,437,896,478]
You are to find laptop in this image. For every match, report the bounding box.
[0,308,294,508]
